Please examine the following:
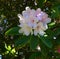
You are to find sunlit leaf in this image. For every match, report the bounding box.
[5,27,20,35]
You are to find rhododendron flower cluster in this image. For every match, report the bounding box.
[18,7,51,36]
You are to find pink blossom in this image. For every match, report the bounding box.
[18,7,51,36]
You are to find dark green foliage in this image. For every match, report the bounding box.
[38,35,53,48]
[15,36,30,48]
[0,0,60,59]
[5,27,20,35]
[30,36,39,50]
[29,52,41,59]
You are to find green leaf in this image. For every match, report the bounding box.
[38,35,53,48]
[46,29,54,38]
[46,27,60,37]
[37,0,45,8]
[49,22,56,27]
[15,36,30,48]
[39,40,49,58]
[29,52,41,59]
[54,28,60,36]
[30,36,38,50]
[5,27,20,35]
[51,6,60,18]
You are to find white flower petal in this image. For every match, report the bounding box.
[43,23,48,30]
[19,28,23,33]
[45,18,51,23]
[24,30,30,36]
[17,14,22,19]
[30,9,36,16]
[34,30,38,36]
[25,6,30,11]
[22,11,29,19]
[24,27,32,36]
[36,8,41,14]
[39,30,45,36]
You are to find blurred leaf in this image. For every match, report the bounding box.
[46,27,60,37]
[54,28,60,36]
[51,6,60,18]
[15,36,30,48]
[30,36,38,50]
[46,29,54,37]
[5,27,20,35]
[29,52,41,59]
[11,48,16,54]
[5,44,11,51]
[37,0,45,8]
[39,40,48,57]
[49,22,56,27]
[38,35,53,48]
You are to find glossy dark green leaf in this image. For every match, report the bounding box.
[15,36,30,48]
[5,27,20,35]
[30,36,39,50]
[39,40,48,57]
[38,35,53,48]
